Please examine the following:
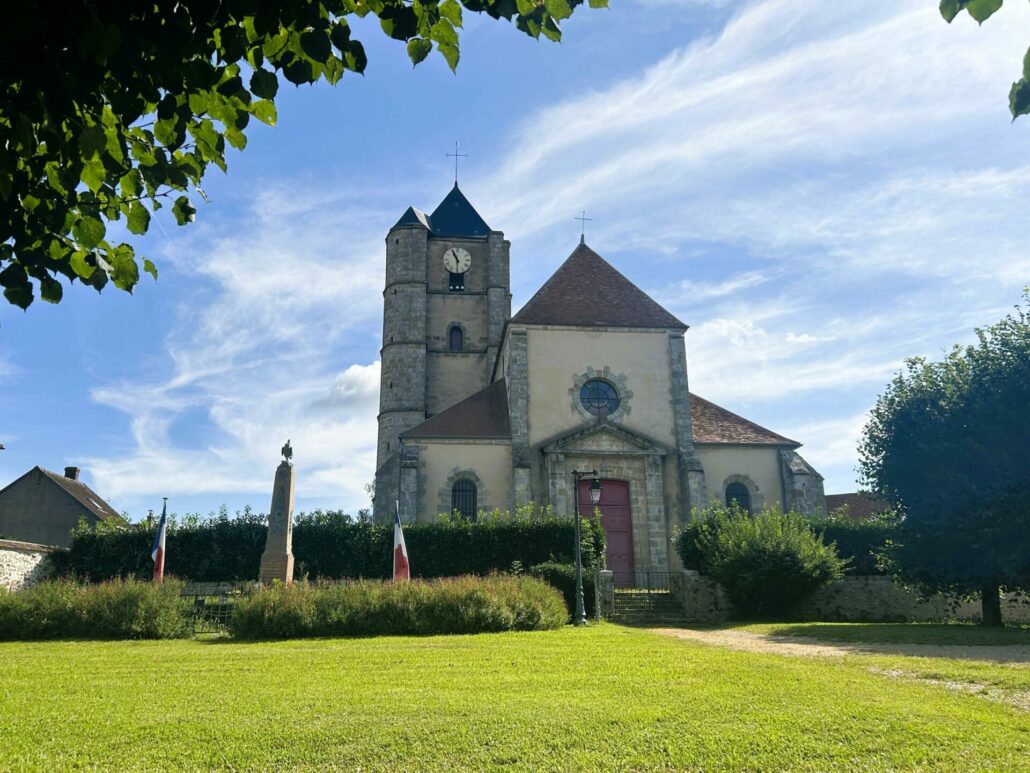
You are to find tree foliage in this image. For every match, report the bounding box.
[940,1,1030,119]
[859,294,1030,624]
[0,0,605,309]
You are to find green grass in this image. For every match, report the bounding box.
[2,624,1029,770]
[738,622,1030,646]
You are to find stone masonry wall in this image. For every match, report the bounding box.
[0,539,57,591]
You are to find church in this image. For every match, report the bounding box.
[373,184,825,574]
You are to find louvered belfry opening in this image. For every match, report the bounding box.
[451,478,478,521]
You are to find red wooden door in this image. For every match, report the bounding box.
[579,479,634,583]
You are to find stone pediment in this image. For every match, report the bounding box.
[542,422,667,457]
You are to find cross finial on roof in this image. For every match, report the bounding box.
[445,141,468,185]
[575,210,592,244]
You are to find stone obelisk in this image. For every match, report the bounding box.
[259,439,296,585]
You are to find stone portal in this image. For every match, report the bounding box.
[259,443,296,585]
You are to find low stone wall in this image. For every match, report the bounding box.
[670,571,733,623]
[0,539,58,591]
[794,575,1030,624]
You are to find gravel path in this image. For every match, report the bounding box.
[651,627,1030,664]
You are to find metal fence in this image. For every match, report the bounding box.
[181,582,255,634]
[611,570,672,593]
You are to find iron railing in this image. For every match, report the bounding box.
[181,582,255,634]
[611,570,672,593]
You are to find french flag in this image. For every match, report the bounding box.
[393,500,410,582]
[151,500,168,583]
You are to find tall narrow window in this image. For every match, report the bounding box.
[449,325,463,352]
[725,482,752,515]
[449,272,465,291]
[451,478,478,521]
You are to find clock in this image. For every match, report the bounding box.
[443,247,472,274]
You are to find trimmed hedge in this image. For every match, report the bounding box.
[52,511,606,583]
[0,579,193,640]
[51,510,605,583]
[528,561,597,619]
[227,576,568,638]
[812,511,897,575]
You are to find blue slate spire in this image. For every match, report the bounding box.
[428,183,491,238]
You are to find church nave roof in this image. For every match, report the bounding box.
[511,243,687,330]
[401,379,511,440]
[690,395,800,447]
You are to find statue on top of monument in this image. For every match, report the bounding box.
[281,438,293,465]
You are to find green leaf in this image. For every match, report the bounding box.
[39,275,63,304]
[143,259,158,281]
[587,0,608,7]
[939,0,966,22]
[127,203,150,235]
[1009,78,1030,118]
[343,41,367,74]
[73,216,106,249]
[69,250,95,280]
[172,196,197,226]
[283,57,315,85]
[300,29,332,63]
[1022,45,1030,80]
[439,0,464,27]
[78,125,107,158]
[81,157,107,193]
[252,100,277,126]
[108,245,139,291]
[437,42,459,71]
[407,38,432,65]
[119,169,143,198]
[250,69,279,99]
[965,0,1002,23]
[544,0,573,21]
[430,19,459,49]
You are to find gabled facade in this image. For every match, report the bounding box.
[0,466,125,547]
[374,189,825,571]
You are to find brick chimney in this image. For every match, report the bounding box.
[64,466,80,481]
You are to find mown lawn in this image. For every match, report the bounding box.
[2,624,1029,770]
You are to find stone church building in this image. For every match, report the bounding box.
[373,184,825,573]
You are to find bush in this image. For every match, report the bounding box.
[52,509,606,583]
[811,508,898,575]
[528,562,596,619]
[227,575,568,639]
[0,579,193,640]
[677,506,846,618]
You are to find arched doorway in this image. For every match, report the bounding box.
[579,478,634,584]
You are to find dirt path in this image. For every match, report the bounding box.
[651,627,1030,664]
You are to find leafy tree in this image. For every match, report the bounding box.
[859,295,1030,626]
[940,1,1030,119]
[0,0,604,309]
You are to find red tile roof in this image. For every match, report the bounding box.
[690,394,800,446]
[824,493,890,521]
[511,242,687,330]
[401,379,511,440]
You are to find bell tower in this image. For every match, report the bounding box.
[373,184,511,521]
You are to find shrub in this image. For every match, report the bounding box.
[677,506,846,618]
[528,561,597,619]
[53,509,606,583]
[0,579,193,640]
[810,508,898,575]
[227,575,568,639]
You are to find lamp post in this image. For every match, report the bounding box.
[571,468,602,626]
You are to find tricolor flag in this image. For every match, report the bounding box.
[393,500,410,582]
[151,500,168,583]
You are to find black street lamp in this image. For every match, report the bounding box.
[571,468,602,626]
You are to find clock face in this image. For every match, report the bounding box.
[443,247,472,274]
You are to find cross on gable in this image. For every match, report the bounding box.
[445,141,468,184]
[575,210,593,244]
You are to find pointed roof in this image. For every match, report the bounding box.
[428,184,491,238]
[0,466,125,523]
[401,379,510,439]
[391,206,432,231]
[689,395,799,447]
[510,242,687,329]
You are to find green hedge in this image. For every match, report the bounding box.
[811,511,898,575]
[50,510,606,583]
[0,579,193,640]
[227,576,568,638]
[528,561,596,619]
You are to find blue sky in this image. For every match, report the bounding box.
[1,0,1027,519]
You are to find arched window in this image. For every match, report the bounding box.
[451,478,478,520]
[725,482,752,515]
[449,325,463,352]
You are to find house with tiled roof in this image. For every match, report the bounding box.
[0,466,126,547]
[373,184,824,575]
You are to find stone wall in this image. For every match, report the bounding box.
[601,571,1030,624]
[0,539,57,591]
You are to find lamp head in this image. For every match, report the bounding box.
[589,476,602,505]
